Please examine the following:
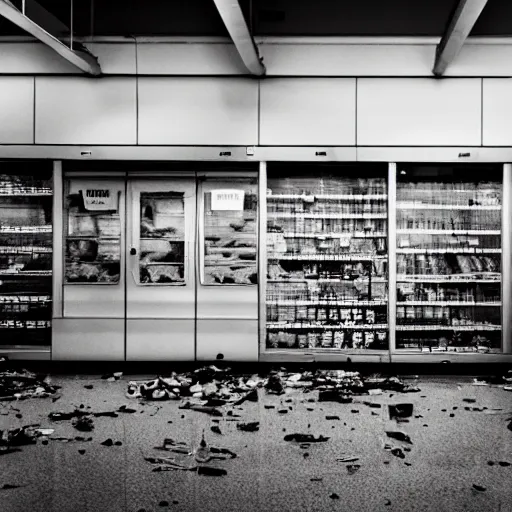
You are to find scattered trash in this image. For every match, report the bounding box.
[264,405,275,409]
[330,493,340,499]
[84,385,93,390]
[179,403,223,417]
[463,398,476,403]
[384,499,391,506]
[197,466,227,477]
[71,415,94,432]
[278,409,288,414]
[351,410,359,414]
[115,441,122,446]
[101,372,123,381]
[346,464,361,475]
[310,478,323,482]
[498,461,511,467]
[159,500,169,507]
[363,402,382,409]
[117,405,137,414]
[233,388,258,406]
[337,456,359,463]
[488,461,495,466]
[101,438,113,447]
[368,389,383,396]
[318,390,353,403]
[472,484,486,492]
[385,431,413,444]
[388,404,413,419]
[325,416,340,420]
[0,368,59,400]
[1,484,24,490]
[210,426,222,435]
[78,449,86,455]
[237,422,260,432]
[391,448,405,459]
[265,373,285,395]
[284,434,329,443]
[194,432,211,463]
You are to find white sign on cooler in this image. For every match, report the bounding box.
[211,189,245,211]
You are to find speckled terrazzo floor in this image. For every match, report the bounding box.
[1,375,512,512]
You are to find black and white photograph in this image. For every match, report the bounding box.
[1,1,512,511]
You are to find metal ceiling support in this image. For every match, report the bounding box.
[212,0,266,76]
[0,0,101,76]
[433,0,489,76]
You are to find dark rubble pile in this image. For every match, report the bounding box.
[126,366,420,403]
[0,368,59,401]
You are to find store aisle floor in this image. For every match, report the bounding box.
[1,373,511,512]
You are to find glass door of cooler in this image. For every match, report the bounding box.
[0,166,53,350]
[264,164,389,356]
[126,179,196,361]
[395,165,502,354]
[196,177,258,361]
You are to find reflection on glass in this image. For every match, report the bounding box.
[265,166,388,351]
[139,192,185,285]
[65,189,121,284]
[396,165,502,353]
[203,183,258,285]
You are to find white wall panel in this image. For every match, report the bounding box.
[196,319,258,362]
[482,79,512,146]
[138,77,258,145]
[0,42,136,74]
[260,43,436,76]
[357,79,482,146]
[137,42,246,75]
[52,318,124,361]
[0,77,34,143]
[260,78,355,145]
[126,320,195,361]
[446,45,512,77]
[35,77,136,144]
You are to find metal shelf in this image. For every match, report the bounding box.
[268,253,387,261]
[0,246,52,254]
[267,194,387,201]
[268,212,387,219]
[281,232,387,239]
[396,274,500,283]
[0,271,52,277]
[397,248,501,254]
[267,300,388,307]
[0,295,51,303]
[397,203,501,210]
[0,191,52,197]
[396,325,501,331]
[396,301,501,307]
[267,277,387,283]
[397,229,500,235]
[0,226,52,234]
[267,323,388,330]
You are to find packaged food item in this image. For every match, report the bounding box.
[333,331,345,349]
[321,331,333,348]
[307,332,320,348]
[352,331,364,348]
[364,331,375,348]
[267,332,279,348]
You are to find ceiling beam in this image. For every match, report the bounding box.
[212,0,265,76]
[433,0,489,76]
[0,0,101,76]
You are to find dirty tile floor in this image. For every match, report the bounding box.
[1,374,512,512]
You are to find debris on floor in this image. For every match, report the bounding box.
[284,433,329,443]
[385,431,413,444]
[236,421,260,432]
[0,368,59,400]
[388,403,414,419]
[71,415,94,432]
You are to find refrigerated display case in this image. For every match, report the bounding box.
[264,164,389,354]
[0,166,53,347]
[395,165,503,354]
